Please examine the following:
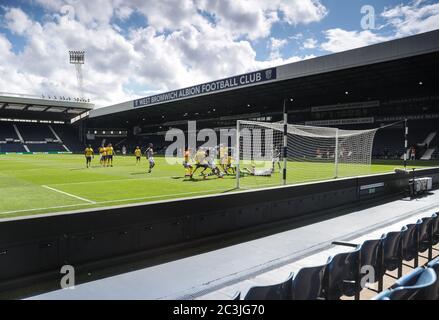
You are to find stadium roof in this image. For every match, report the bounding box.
[88,29,439,127]
[0,93,94,122]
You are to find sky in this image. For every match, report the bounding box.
[0,0,438,108]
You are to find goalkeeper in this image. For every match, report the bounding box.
[242,165,273,177]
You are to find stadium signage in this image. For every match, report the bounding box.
[305,117,374,126]
[134,68,277,108]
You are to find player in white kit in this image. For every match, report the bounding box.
[145,143,155,173]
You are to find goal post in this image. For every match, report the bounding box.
[236,120,379,189]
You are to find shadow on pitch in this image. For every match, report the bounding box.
[70,165,103,170]
[130,172,149,175]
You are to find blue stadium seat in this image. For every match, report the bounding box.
[371,289,392,300]
[373,268,437,300]
[291,264,327,300]
[401,223,420,267]
[244,273,293,300]
[418,214,437,260]
[382,229,404,278]
[325,247,361,300]
[390,267,424,289]
[426,257,439,300]
[432,213,439,246]
[427,256,439,269]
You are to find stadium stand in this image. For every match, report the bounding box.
[0,122,25,153]
[373,128,405,159]
[17,123,55,142]
[0,123,18,140]
[0,122,84,153]
[428,133,439,160]
[221,211,439,300]
[26,144,67,152]
[0,143,26,153]
[51,124,83,152]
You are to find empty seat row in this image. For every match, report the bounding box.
[230,212,439,300]
[27,144,67,152]
[0,123,17,140]
[372,257,439,300]
[17,123,55,141]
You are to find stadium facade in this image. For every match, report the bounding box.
[83,29,439,160]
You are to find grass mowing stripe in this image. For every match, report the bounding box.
[95,187,232,205]
[0,203,90,215]
[48,175,177,186]
[42,185,97,204]
[47,174,231,186]
[0,187,231,215]
[1,154,438,219]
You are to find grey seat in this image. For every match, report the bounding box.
[244,273,293,300]
[325,247,361,300]
[382,228,405,278]
[292,264,327,300]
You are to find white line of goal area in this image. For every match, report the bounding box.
[0,188,230,216]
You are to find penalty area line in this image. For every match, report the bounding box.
[42,185,96,204]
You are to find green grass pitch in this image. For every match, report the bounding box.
[0,154,437,220]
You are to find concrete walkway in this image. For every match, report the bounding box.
[28,191,439,300]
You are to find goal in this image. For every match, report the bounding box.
[236,120,379,189]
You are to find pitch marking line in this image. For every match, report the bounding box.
[42,185,96,204]
[0,188,230,215]
[0,204,91,215]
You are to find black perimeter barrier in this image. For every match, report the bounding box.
[1,167,439,297]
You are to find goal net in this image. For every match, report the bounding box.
[236,120,378,189]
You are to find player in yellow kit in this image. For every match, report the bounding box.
[99,146,106,166]
[225,153,235,175]
[84,145,94,168]
[134,146,142,165]
[106,143,114,167]
[183,148,193,177]
[219,144,228,173]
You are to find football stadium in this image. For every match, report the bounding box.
[1,2,439,306]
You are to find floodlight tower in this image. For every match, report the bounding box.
[69,50,85,99]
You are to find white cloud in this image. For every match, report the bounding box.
[268,37,288,59]
[381,0,439,36]
[321,1,439,54]
[289,32,303,40]
[276,0,327,25]
[302,38,317,49]
[4,7,35,35]
[321,28,391,53]
[1,1,326,107]
[196,0,327,40]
